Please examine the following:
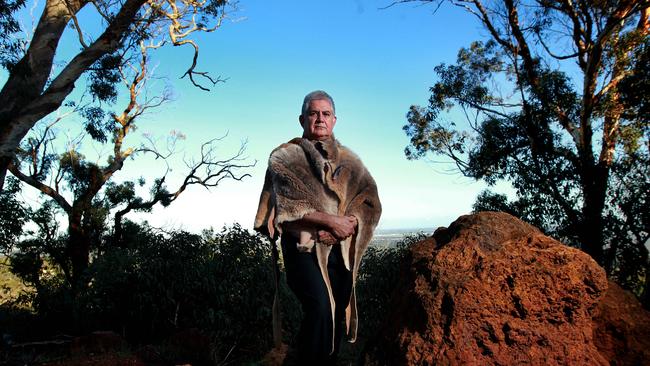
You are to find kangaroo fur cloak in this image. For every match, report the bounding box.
[254,136,381,353]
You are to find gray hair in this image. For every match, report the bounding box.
[301,90,336,116]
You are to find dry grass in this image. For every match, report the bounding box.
[0,256,33,306]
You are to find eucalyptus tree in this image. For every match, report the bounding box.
[7,42,253,291]
[0,0,232,190]
[399,0,649,300]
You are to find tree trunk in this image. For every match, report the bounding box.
[578,214,605,265]
[0,0,75,116]
[0,0,147,189]
[112,210,127,249]
[0,0,75,189]
[0,156,10,191]
[68,212,90,292]
[579,164,610,266]
[638,239,650,310]
[604,238,619,275]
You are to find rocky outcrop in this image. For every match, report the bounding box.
[593,280,650,366]
[365,212,615,365]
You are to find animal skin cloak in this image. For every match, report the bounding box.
[254,136,381,353]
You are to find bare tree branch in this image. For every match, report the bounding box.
[112,136,255,244]
[534,30,580,60]
[8,161,72,214]
[64,0,90,49]
[159,0,230,91]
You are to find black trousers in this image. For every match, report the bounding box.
[281,234,353,365]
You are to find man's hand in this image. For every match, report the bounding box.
[298,212,358,241]
[317,230,338,246]
[328,215,358,240]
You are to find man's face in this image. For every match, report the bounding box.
[299,99,337,141]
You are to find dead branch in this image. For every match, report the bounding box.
[64,0,89,49]
[173,137,255,197]
[8,161,72,214]
[535,30,580,60]
[155,0,230,91]
[380,0,444,12]
[112,136,255,244]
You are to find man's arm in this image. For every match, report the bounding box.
[304,212,357,239]
[284,211,358,243]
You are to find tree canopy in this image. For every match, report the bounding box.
[402,0,649,303]
[0,0,233,190]
[0,0,255,295]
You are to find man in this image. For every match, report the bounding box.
[254,90,382,364]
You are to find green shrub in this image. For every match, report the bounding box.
[355,233,427,342]
[1,220,427,364]
[75,223,277,363]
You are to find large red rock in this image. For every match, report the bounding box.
[593,280,650,366]
[366,212,611,365]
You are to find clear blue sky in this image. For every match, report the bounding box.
[7,0,515,232]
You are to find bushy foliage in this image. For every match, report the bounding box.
[0,218,279,364]
[356,234,427,341]
[1,187,432,365]
[0,0,25,71]
[0,177,28,253]
[75,223,276,363]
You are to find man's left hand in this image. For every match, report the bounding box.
[318,230,338,246]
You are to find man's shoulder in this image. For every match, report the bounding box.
[269,137,303,154]
[267,137,362,165]
[268,138,309,164]
[336,141,363,165]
